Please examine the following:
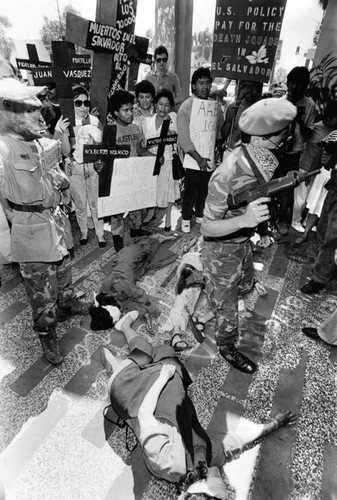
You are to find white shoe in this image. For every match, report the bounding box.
[181,219,190,233]
[114,310,139,331]
[291,222,305,233]
[101,347,119,374]
[195,217,203,224]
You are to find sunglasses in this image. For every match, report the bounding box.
[74,99,90,108]
[156,57,167,63]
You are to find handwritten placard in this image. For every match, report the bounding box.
[36,140,61,173]
[212,0,287,82]
[183,99,220,171]
[98,156,157,217]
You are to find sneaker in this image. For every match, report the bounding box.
[114,310,139,331]
[101,347,120,374]
[195,217,203,224]
[181,219,190,233]
[38,329,64,365]
[301,279,325,295]
[219,344,257,374]
[113,235,124,252]
[291,222,305,233]
[130,227,151,237]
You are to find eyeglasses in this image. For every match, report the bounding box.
[74,99,90,108]
[156,57,167,63]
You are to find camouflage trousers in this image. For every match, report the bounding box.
[312,189,337,284]
[110,209,142,237]
[200,238,254,346]
[20,255,75,333]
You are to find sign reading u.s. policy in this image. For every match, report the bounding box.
[212,0,287,82]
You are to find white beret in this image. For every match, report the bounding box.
[239,97,297,136]
[0,78,46,104]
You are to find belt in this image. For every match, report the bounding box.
[203,236,236,242]
[12,203,47,213]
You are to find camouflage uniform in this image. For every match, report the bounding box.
[0,136,79,335]
[20,255,75,332]
[201,144,278,346]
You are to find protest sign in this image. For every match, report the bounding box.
[97,156,157,217]
[183,99,220,171]
[212,0,287,82]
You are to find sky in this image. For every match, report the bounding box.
[2,0,323,72]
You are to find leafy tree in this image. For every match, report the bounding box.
[145,28,155,53]
[40,4,82,55]
[274,67,287,84]
[0,15,14,60]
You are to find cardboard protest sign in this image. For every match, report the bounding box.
[97,156,157,217]
[183,99,220,171]
[38,140,62,172]
[212,0,287,83]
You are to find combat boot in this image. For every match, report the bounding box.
[58,299,91,322]
[38,328,64,365]
[219,344,257,374]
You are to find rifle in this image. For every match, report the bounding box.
[227,169,321,209]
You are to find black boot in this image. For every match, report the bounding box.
[301,279,325,295]
[38,328,64,365]
[112,235,124,252]
[219,344,257,374]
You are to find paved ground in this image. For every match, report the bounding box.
[0,207,337,500]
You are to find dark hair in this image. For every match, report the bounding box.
[73,85,89,99]
[135,80,155,99]
[324,99,337,119]
[154,89,174,108]
[90,305,114,331]
[89,293,122,331]
[154,45,168,59]
[287,66,310,87]
[108,89,134,114]
[191,68,212,93]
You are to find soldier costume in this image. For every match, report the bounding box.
[200,98,297,374]
[0,78,90,365]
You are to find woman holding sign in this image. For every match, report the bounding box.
[142,89,180,231]
[56,85,106,248]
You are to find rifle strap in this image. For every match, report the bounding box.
[242,146,266,186]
